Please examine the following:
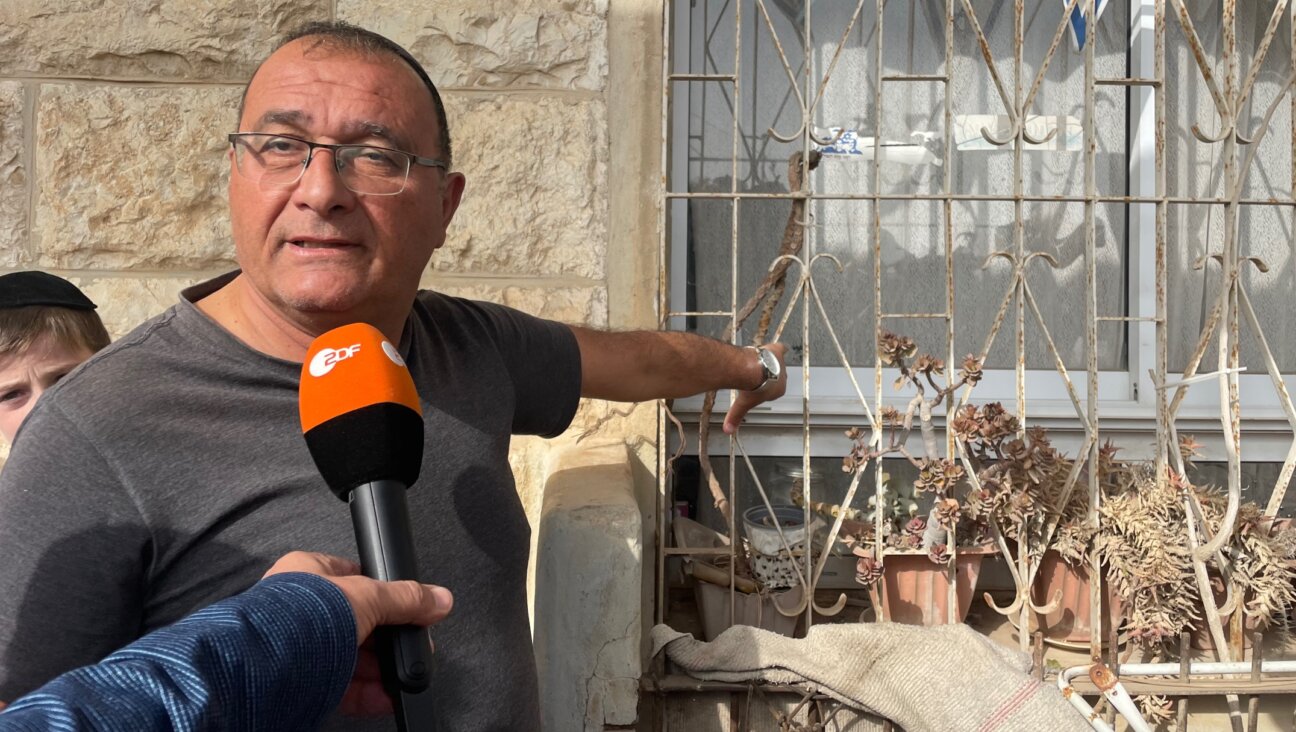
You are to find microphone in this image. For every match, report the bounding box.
[298,323,434,709]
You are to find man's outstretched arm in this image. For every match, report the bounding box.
[570,327,787,433]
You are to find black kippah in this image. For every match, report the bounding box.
[0,272,98,311]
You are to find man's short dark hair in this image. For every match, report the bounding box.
[239,21,453,167]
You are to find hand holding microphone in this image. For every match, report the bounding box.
[299,324,437,729]
[262,552,452,717]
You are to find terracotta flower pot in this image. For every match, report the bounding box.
[876,546,996,625]
[1031,551,1123,646]
[1188,576,1258,651]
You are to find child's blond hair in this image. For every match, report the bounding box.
[0,306,110,359]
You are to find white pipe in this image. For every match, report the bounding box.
[1115,660,1296,676]
[1058,664,1152,732]
[1058,660,1296,732]
[1060,688,1114,732]
[1099,677,1153,732]
[1062,659,1296,683]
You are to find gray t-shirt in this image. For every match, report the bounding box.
[0,273,582,731]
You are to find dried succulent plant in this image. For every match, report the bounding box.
[811,328,1296,649]
[1097,462,1296,649]
[1136,695,1174,726]
[815,332,993,566]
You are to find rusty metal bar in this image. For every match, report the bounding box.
[1189,22,1244,729]
[662,310,735,317]
[1168,0,1233,134]
[1237,284,1296,516]
[871,0,887,622]
[1096,77,1160,86]
[726,0,742,637]
[1247,632,1263,732]
[799,0,815,631]
[1154,0,1169,518]
[1022,278,1093,431]
[1234,0,1289,121]
[942,0,956,512]
[660,546,740,557]
[802,0,867,141]
[667,73,737,81]
[1021,0,1083,126]
[1176,633,1190,731]
[665,190,1296,204]
[648,669,1296,699]
[945,0,962,626]
[1083,0,1102,666]
[655,0,671,640]
[881,73,946,82]
[754,0,807,144]
[956,0,1017,125]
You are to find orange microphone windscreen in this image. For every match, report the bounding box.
[299,323,424,499]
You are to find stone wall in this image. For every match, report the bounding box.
[0,0,664,625]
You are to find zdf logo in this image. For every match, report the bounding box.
[309,344,361,377]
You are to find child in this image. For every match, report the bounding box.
[0,272,111,445]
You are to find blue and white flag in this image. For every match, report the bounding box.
[1068,0,1110,51]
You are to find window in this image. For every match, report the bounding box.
[664,1,1296,477]
[653,5,1296,721]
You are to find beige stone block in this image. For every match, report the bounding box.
[561,399,654,445]
[534,440,640,731]
[0,1,329,80]
[0,83,27,267]
[435,95,607,279]
[34,85,237,271]
[339,0,607,91]
[422,278,608,327]
[510,436,552,532]
[66,275,211,341]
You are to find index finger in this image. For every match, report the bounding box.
[263,551,363,580]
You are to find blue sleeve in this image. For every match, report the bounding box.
[0,573,356,732]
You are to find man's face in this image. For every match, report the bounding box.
[0,334,95,444]
[229,40,464,326]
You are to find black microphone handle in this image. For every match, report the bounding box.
[349,480,435,701]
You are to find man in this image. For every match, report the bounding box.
[0,551,452,730]
[0,22,785,730]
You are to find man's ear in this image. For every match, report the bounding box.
[439,172,467,232]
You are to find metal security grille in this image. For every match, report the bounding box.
[653,2,1296,730]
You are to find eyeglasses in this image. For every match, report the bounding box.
[227,132,448,196]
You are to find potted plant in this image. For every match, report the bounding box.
[804,331,998,625]
[949,401,1113,645]
[1095,457,1296,651]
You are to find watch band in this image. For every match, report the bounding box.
[748,345,780,391]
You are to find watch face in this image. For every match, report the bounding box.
[759,347,781,379]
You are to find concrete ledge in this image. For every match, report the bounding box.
[534,440,642,731]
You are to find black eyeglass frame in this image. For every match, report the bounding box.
[227,132,449,195]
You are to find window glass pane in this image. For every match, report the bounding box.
[946,0,1130,199]
[1168,203,1296,371]
[1165,2,1296,371]
[1185,461,1296,517]
[1165,1,1293,202]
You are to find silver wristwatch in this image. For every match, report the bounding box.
[751,346,782,391]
